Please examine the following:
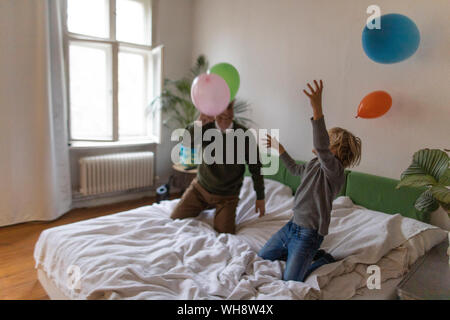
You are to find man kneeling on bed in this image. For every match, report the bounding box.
[260,80,362,282]
[170,101,265,235]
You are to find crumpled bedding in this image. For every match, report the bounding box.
[34,178,447,300]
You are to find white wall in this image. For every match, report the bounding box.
[153,0,194,183]
[191,0,450,179]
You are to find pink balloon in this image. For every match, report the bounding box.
[191,74,231,117]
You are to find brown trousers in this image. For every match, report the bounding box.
[171,179,240,234]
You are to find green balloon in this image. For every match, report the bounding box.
[209,63,240,101]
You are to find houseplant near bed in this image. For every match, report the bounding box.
[150,55,254,167]
[397,148,450,262]
[396,148,450,216]
[397,149,450,214]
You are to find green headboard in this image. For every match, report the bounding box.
[245,156,427,222]
[345,171,427,222]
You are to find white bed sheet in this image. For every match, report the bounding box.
[34,178,447,300]
[36,264,404,300]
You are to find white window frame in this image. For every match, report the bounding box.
[62,0,162,143]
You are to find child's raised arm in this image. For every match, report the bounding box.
[303,80,343,178]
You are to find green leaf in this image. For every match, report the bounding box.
[430,184,450,204]
[415,190,440,214]
[414,149,448,180]
[439,168,450,186]
[234,100,251,113]
[190,55,209,79]
[233,99,256,127]
[401,149,449,182]
[174,78,191,96]
[396,174,437,189]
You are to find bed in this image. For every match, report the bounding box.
[34,157,448,300]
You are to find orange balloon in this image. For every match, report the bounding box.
[356,91,392,119]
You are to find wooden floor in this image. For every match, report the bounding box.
[0,196,170,300]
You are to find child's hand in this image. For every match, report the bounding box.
[303,80,324,120]
[264,134,286,155]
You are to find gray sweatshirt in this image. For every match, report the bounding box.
[280,117,345,236]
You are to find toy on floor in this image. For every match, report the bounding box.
[156,176,174,203]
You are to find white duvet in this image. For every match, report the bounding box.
[34,178,447,300]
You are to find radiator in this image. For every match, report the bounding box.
[79,152,154,196]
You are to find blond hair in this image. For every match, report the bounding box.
[328,127,362,168]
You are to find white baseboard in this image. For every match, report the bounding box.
[71,187,182,209]
[71,188,156,209]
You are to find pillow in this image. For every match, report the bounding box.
[322,196,448,264]
[309,197,447,298]
[402,228,448,267]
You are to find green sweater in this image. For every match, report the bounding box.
[184,121,265,200]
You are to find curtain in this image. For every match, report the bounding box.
[0,0,72,227]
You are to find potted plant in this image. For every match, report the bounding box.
[396,148,450,216]
[397,149,450,262]
[150,55,254,168]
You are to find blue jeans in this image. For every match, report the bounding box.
[258,221,324,282]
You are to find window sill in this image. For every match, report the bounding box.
[69,139,157,150]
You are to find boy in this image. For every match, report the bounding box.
[259,80,362,282]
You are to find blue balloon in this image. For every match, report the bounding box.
[362,13,420,64]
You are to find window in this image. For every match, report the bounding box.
[64,0,162,143]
